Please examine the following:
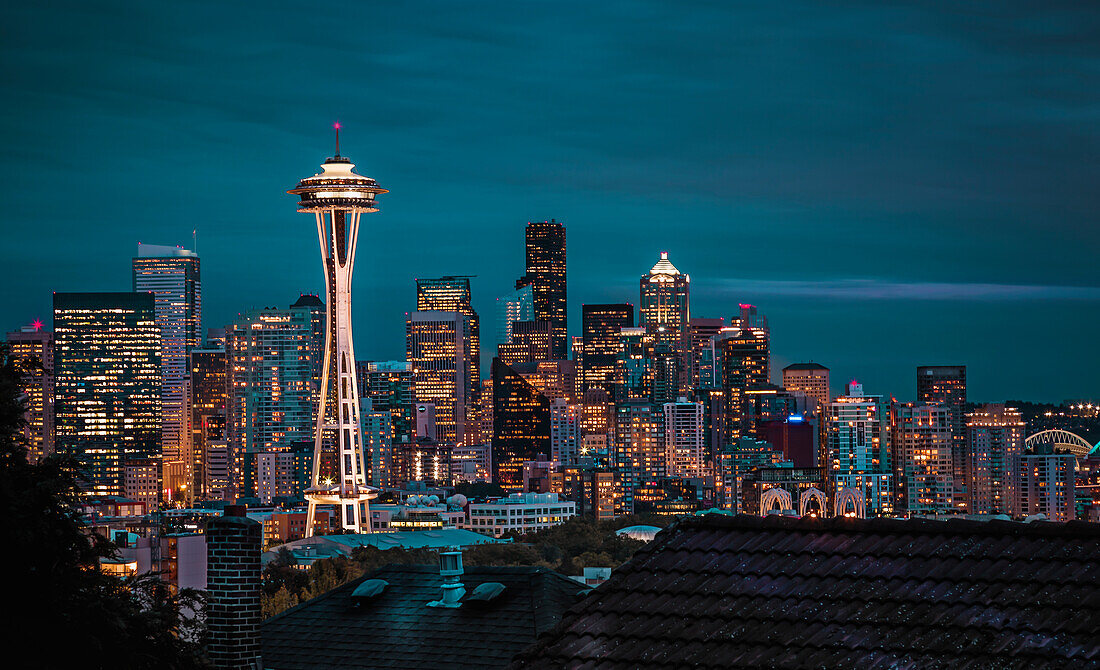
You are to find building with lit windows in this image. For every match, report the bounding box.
[53,292,161,499]
[225,305,315,499]
[782,363,830,407]
[578,304,633,397]
[917,365,967,507]
[639,253,690,392]
[714,437,784,512]
[561,466,615,520]
[356,360,415,450]
[416,277,481,442]
[6,322,53,463]
[892,403,955,515]
[822,390,893,516]
[511,360,575,404]
[406,311,469,447]
[497,319,553,366]
[966,404,1025,515]
[491,357,550,492]
[518,219,567,359]
[716,323,770,442]
[663,398,706,479]
[133,244,201,492]
[189,347,226,501]
[361,400,393,487]
[1010,447,1076,521]
[549,398,581,466]
[614,401,666,515]
[466,492,576,538]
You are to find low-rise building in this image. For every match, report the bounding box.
[465,492,576,538]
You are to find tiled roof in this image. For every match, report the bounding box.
[513,514,1100,669]
[263,564,587,669]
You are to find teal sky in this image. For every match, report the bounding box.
[2,1,1098,402]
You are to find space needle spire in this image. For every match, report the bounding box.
[289,125,388,534]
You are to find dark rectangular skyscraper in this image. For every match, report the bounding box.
[492,357,550,492]
[917,365,967,509]
[521,219,567,360]
[53,292,161,498]
[579,304,634,397]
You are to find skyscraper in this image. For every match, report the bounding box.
[495,283,534,349]
[917,365,967,505]
[288,133,387,533]
[190,347,227,501]
[822,389,894,516]
[406,311,469,447]
[578,304,633,397]
[966,404,1025,516]
[613,401,665,515]
[497,319,553,366]
[133,243,201,493]
[663,399,706,479]
[520,219,567,359]
[687,317,724,390]
[54,292,161,498]
[892,403,955,515]
[491,357,550,492]
[225,307,314,500]
[639,252,690,392]
[782,363,830,407]
[6,322,53,463]
[416,276,481,441]
[716,325,770,443]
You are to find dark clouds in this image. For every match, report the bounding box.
[1,1,1098,401]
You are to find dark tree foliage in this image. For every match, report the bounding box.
[2,346,209,669]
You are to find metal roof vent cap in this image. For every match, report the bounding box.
[428,549,465,608]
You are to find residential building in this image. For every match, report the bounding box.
[892,403,955,515]
[716,323,769,442]
[1011,447,1076,521]
[613,401,665,515]
[663,398,706,479]
[189,347,227,501]
[549,398,581,465]
[782,362,830,407]
[966,404,1025,515]
[822,390,894,516]
[917,365,967,507]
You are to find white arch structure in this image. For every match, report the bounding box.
[834,487,866,518]
[799,487,826,516]
[1025,429,1094,457]
[760,487,793,515]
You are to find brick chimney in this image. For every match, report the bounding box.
[206,506,262,669]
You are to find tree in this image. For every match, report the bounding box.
[2,346,209,669]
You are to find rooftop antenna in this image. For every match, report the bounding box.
[334,121,341,157]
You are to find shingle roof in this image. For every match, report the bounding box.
[512,514,1100,669]
[263,564,587,669]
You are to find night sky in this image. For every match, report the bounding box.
[2,1,1098,402]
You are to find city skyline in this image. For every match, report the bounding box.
[4,2,1100,402]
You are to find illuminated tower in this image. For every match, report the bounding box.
[288,126,387,534]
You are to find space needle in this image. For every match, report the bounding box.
[289,124,387,535]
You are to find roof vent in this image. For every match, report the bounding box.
[465,582,506,602]
[427,549,465,608]
[351,579,388,605]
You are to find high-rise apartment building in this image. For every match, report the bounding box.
[491,357,550,492]
[190,347,227,501]
[822,390,893,516]
[6,323,54,463]
[406,311,469,447]
[225,305,315,499]
[639,253,690,392]
[664,399,706,479]
[917,365,967,506]
[717,325,770,443]
[549,398,581,465]
[782,363,830,407]
[132,244,201,491]
[416,277,481,441]
[578,304,633,396]
[520,219,567,359]
[966,405,1025,516]
[891,403,955,515]
[356,360,414,447]
[1010,447,1076,521]
[54,292,161,498]
[613,401,666,515]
